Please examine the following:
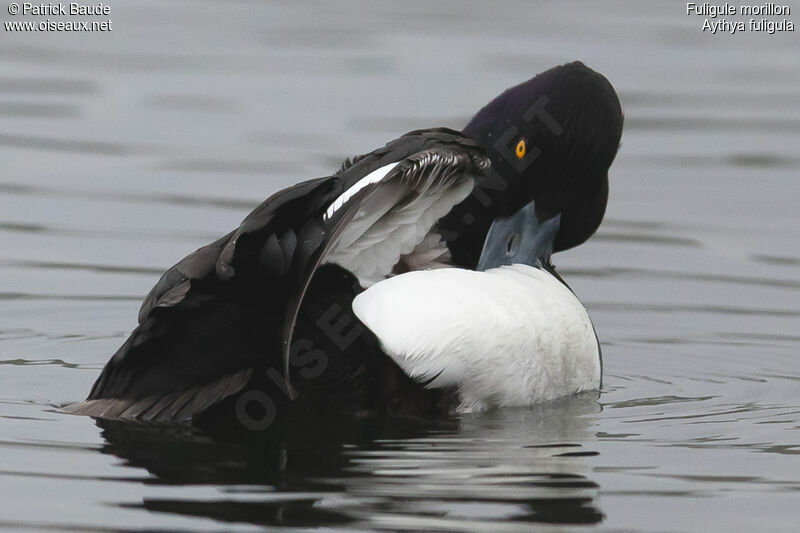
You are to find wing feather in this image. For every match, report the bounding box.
[279,143,489,393]
[67,128,488,421]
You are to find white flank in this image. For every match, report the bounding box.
[352,265,601,412]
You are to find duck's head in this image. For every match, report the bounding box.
[443,61,623,270]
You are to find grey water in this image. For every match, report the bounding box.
[1,1,799,531]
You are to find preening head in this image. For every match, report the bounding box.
[444,61,623,270]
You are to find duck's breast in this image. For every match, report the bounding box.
[352,264,601,411]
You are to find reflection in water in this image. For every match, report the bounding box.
[96,394,603,530]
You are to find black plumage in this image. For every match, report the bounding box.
[68,129,484,421]
[67,61,623,424]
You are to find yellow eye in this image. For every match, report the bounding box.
[515,139,526,159]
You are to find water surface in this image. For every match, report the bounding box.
[1,2,799,531]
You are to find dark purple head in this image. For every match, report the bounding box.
[440,61,623,269]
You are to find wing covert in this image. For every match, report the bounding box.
[69,128,488,421]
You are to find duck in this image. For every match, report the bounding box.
[66,61,623,424]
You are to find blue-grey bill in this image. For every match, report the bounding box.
[476,199,561,271]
